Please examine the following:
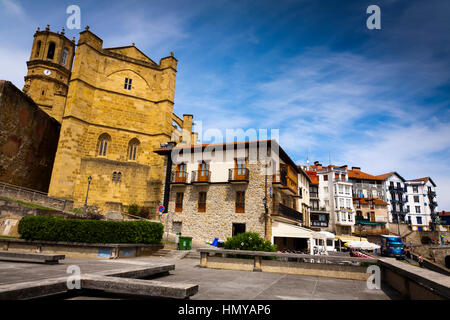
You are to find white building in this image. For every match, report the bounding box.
[376,172,407,224]
[304,162,354,235]
[404,177,438,231]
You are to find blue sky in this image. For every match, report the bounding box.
[1,0,449,209]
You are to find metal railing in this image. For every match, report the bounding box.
[228,168,250,182]
[170,171,189,184]
[0,181,70,211]
[191,170,211,183]
[273,203,303,222]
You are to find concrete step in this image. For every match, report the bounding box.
[0,251,65,264]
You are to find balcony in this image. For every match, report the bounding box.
[272,172,298,196]
[170,171,189,185]
[389,186,405,192]
[310,213,329,228]
[355,215,370,223]
[191,170,211,185]
[273,203,303,223]
[310,192,319,199]
[310,206,327,213]
[228,168,249,184]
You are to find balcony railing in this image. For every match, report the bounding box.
[389,186,406,192]
[310,192,319,198]
[171,171,188,184]
[273,203,303,222]
[310,206,327,212]
[228,168,250,182]
[273,172,298,195]
[355,215,370,223]
[191,170,211,183]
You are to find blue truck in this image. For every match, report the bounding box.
[380,235,405,259]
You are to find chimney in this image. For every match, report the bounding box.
[341,165,348,170]
[352,167,361,172]
[314,161,319,166]
[317,163,323,169]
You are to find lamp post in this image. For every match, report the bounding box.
[83,176,92,214]
[161,141,177,241]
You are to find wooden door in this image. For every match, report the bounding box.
[176,164,186,182]
[198,162,209,181]
[235,158,246,180]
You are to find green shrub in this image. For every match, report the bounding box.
[128,204,139,216]
[18,216,163,244]
[138,207,150,219]
[224,232,277,259]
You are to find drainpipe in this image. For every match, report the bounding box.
[161,141,176,241]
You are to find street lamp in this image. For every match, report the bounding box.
[83,176,92,214]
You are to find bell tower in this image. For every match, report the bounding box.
[23,25,76,122]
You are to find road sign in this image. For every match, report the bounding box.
[158,205,165,213]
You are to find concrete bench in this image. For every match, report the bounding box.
[81,274,198,299]
[0,251,65,264]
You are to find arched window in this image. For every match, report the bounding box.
[61,47,69,65]
[35,41,41,57]
[47,42,56,60]
[128,138,140,161]
[97,133,111,157]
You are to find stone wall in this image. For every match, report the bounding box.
[0,80,60,192]
[162,162,269,243]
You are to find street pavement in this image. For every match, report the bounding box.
[0,255,401,300]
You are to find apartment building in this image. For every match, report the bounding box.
[347,167,389,236]
[404,177,438,231]
[155,140,323,252]
[303,169,330,231]
[305,162,354,235]
[375,172,408,225]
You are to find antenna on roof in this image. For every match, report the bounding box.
[328,151,331,166]
[306,148,310,165]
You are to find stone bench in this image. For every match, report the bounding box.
[0,263,198,299]
[197,248,378,270]
[0,251,65,264]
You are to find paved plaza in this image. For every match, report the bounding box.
[0,255,401,300]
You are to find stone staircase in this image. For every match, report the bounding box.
[152,248,172,257]
[151,248,200,260]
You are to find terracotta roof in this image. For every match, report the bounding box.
[375,171,406,182]
[348,169,385,181]
[438,211,450,216]
[407,177,436,187]
[305,171,318,184]
[354,197,388,206]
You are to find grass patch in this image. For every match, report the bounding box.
[0,235,19,239]
[0,196,55,210]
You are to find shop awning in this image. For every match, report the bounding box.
[272,221,316,239]
[335,235,368,242]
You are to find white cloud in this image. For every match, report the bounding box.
[0,47,28,88]
[0,0,26,19]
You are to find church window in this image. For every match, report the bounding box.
[128,138,140,161]
[61,47,69,65]
[36,41,41,57]
[124,78,132,90]
[47,42,56,60]
[97,133,111,157]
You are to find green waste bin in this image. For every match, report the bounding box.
[178,236,192,250]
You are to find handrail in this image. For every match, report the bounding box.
[197,248,377,263]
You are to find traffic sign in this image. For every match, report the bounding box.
[158,205,165,213]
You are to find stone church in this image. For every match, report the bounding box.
[21,25,196,214]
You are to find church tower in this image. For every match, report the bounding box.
[23,25,76,122]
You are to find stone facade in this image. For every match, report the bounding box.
[21,25,195,213]
[158,140,304,244]
[0,81,60,192]
[162,162,268,243]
